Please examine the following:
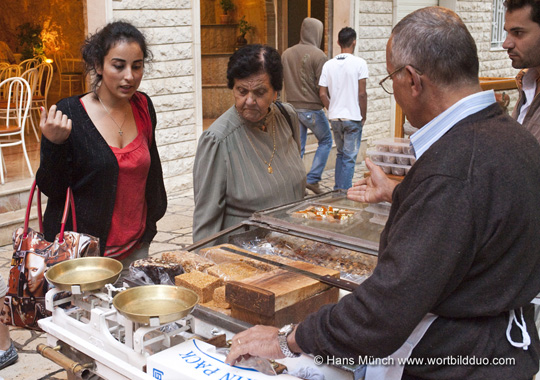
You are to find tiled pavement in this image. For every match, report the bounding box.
[0,164,366,380]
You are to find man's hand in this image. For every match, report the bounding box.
[225,325,287,366]
[39,105,72,144]
[347,157,398,203]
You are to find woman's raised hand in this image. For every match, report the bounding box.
[39,105,72,144]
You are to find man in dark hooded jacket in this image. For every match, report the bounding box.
[282,18,332,194]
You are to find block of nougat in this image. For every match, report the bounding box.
[175,270,222,303]
[162,250,214,273]
[212,286,230,309]
[199,245,275,272]
[206,262,260,282]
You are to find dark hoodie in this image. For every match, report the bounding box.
[282,18,328,110]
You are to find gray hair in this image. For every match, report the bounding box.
[390,6,479,87]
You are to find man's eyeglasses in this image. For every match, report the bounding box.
[379,65,422,95]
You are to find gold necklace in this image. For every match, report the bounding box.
[243,116,277,174]
[97,95,127,137]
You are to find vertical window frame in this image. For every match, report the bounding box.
[492,0,506,49]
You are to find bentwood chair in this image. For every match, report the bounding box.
[27,61,53,141]
[34,55,47,63]
[19,58,39,74]
[20,68,40,141]
[0,77,33,184]
[1,64,20,78]
[0,65,25,113]
[0,65,20,89]
[54,51,84,97]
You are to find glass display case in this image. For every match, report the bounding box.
[248,190,385,254]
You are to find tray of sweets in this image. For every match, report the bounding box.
[290,204,357,223]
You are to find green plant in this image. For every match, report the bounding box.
[17,23,44,60]
[220,0,235,14]
[238,16,254,36]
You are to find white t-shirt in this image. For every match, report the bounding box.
[319,53,369,121]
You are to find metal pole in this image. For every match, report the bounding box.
[37,344,92,380]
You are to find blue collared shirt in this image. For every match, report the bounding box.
[410,90,496,159]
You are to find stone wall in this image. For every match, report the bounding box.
[355,0,519,148]
[356,0,394,144]
[112,0,199,196]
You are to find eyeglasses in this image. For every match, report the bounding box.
[379,65,422,95]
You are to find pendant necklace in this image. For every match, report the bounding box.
[241,112,277,174]
[97,95,127,137]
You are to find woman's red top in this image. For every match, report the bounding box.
[103,93,152,259]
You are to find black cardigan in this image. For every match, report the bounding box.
[36,92,167,254]
[296,104,540,379]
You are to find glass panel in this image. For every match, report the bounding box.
[252,191,388,253]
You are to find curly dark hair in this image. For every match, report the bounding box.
[226,44,283,91]
[504,0,540,25]
[81,21,152,92]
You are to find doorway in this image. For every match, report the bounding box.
[286,0,326,50]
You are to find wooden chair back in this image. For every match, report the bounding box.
[19,58,39,73]
[54,50,83,74]
[0,65,22,99]
[0,64,20,80]
[35,61,53,100]
[21,68,39,99]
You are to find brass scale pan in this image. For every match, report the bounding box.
[46,257,199,324]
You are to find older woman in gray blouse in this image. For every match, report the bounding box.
[193,44,306,243]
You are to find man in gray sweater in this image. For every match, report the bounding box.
[282,18,332,194]
[227,7,540,379]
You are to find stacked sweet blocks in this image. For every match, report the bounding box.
[156,245,344,326]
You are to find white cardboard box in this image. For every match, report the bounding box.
[147,339,298,380]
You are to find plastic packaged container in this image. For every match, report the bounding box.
[367,137,416,177]
[372,137,412,154]
[366,202,391,226]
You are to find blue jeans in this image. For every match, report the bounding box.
[298,109,333,184]
[331,119,363,190]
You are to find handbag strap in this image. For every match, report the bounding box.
[275,101,294,136]
[275,101,300,151]
[23,180,77,241]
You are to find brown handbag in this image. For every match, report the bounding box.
[2,180,99,329]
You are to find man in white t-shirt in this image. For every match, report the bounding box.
[503,0,540,142]
[319,27,368,190]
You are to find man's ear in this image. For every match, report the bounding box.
[405,65,423,98]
